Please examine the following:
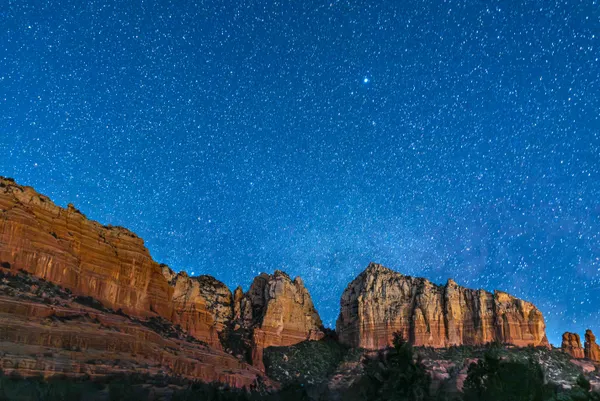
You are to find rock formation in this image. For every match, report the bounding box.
[161,266,234,350]
[337,263,549,349]
[561,332,585,359]
[233,271,324,369]
[0,267,270,387]
[585,329,600,361]
[0,178,172,319]
[0,177,323,378]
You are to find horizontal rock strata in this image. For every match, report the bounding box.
[0,177,323,377]
[0,268,269,387]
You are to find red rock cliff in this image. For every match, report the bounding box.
[0,267,269,387]
[162,266,234,350]
[0,178,172,318]
[233,271,324,369]
[0,177,233,348]
[336,263,549,349]
[0,177,323,374]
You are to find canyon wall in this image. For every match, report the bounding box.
[337,263,549,349]
[0,267,269,387]
[0,177,242,349]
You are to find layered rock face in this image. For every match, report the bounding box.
[562,332,585,359]
[0,178,172,319]
[337,263,549,349]
[233,271,324,369]
[585,330,600,361]
[0,177,323,377]
[0,267,269,387]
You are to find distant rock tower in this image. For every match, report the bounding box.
[561,332,584,359]
[584,329,600,361]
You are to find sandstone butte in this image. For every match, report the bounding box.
[337,263,549,349]
[233,271,324,370]
[0,176,558,384]
[0,176,323,381]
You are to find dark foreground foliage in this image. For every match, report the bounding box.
[339,333,437,401]
[338,337,600,401]
[1,342,599,401]
[263,330,346,386]
[461,347,600,401]
[0,371,313,401]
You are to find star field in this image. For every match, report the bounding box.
[1,0,599,345]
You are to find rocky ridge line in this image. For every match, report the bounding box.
[0,176,323,373]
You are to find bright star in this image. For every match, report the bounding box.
[363,77,370,83]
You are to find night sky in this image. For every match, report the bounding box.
[1,0,599,345]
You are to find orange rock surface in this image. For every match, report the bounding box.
[0,178,172,319]
[562,332,585,359]
[161,266,233,350]
[0,177,231,347]
[234,271,324,369]
[337,263,549,349]
[0,268,269,388]
[585,329,600,361]
[0,177,324,378]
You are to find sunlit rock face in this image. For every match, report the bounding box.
[0,177,324,373]
[0,177,233,348]
[0,177,173,320]
[585,329,600,361]
[233,271,324,369]
[337,263,549,349]
[162,266,234,349]
[562,332,585,359]
[0,268,270,388]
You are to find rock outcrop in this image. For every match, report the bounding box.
[585,329,600,361]
[562,332,585,359]
[0,177,228,347]
[337,263,549,349]
[0,178,172,319]
[233,271,324,369]
[0,177,323,378]
[0,267,270,387]
[162,266,234,350]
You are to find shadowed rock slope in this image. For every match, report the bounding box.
[337,263,549,349]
